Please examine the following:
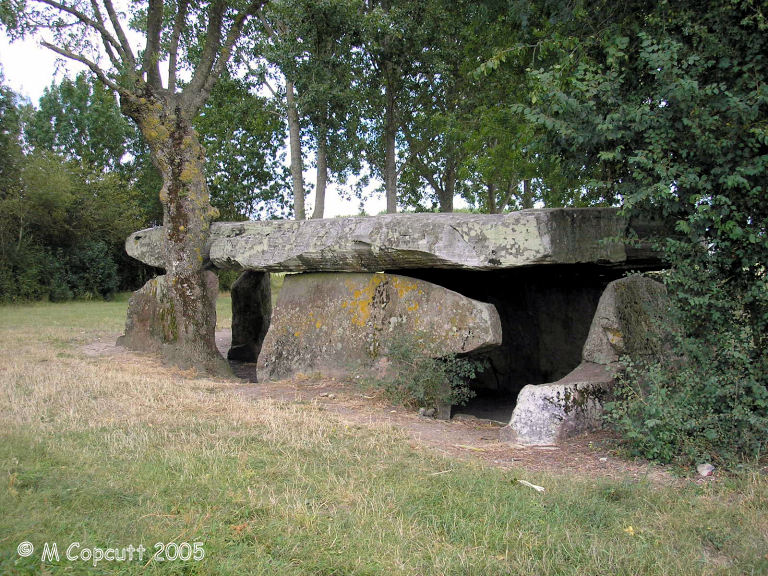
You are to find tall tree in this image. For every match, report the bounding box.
[0,72,23,202]
[2,0,268,373]
[28,73,136,172]
[195,74,291,221]
[397,0,473,213]
[361,0,426,213]
[26,72,164,228]
[259,0,365,220]
[256,7,307,219]
[0,73,26,259]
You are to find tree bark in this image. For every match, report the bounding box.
[487,183,497,214]
[522,179,533,209]
[286,79,305,220]
[438,164,455,213]
[120,93,227,374]
[384,68,397,214]
[312,134,327,219]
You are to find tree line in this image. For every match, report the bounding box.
[0,71,286,300]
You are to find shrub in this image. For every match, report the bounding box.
[365,331,485,411]
[47,254,74,302]
[0,240,51,302]
[62,241,119,300]
[217,269,241,292]
[605,271,768,467]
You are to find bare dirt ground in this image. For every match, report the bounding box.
[84,329,678,484]
[230,374,675,483]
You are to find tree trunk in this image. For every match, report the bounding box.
[522,179,533,209]
[286,80,305,220]
[438,164,455,213]
[487,183,497,214]
[312,134,327,219]
[16,211,23,250]
[384,69,397,214]
[119,95,227,375]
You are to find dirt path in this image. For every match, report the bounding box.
[230,373,674,483]
[85,330,677,484]
[214,330,675,483]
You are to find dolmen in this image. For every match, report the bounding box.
[124,208,669,445]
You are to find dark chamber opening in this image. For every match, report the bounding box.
[393,265,625,422]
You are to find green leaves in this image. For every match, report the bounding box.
[507,0,768,465]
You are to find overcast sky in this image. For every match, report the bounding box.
[0,31,387,218]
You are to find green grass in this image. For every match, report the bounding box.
[217,272,284,329]
[1,298,766,575]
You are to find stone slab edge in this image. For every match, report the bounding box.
[126,208,664,272]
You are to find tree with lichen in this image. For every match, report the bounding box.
[1,0,268,373]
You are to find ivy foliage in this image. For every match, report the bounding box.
[506,0,768,464]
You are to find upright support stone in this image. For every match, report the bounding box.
[228,271,272,363]
[501,275,670,445]
[582,275,669,364]
[118,270,226,373]
[256,272,502,384]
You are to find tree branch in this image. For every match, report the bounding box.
[36,0,124,62]
[143,0,164,88]
[257,7,277,40]
[101,0,136,67]
[89,0,121,68]
[498,182,514,212]
[185,0,266,115]
[184,0,227,103]
[167,0,190,92]
[402,129,443,194]
[262,79,278,97]
[40,40,122,94]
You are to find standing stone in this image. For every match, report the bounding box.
[256,272,502,382]
[117,271,226,373]
[502,275,671,445]
[582,275,669,364]
[500,363,615,445]
[227,271,272,362]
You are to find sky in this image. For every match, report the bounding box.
[0,31,388,219]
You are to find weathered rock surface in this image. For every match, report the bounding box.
[500,363,615,445]
[256,272,502,382]
[582,275,669,364]
[117,270,226,372]
[227,271,271,362]
[501,275,670,445]
[126,208,663,272]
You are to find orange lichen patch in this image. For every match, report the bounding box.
[341,274,422,327]
[390,276,421,298]
[343,277,376,326]
[606,329,623,346]
[315,320,322,329]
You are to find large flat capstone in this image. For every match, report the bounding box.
[126,208,663,272]
[256,272,502,382]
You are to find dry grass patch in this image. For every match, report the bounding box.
[1,298,767,575]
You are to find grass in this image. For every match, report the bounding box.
[217,272,283,329]
[1,296,767,575]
